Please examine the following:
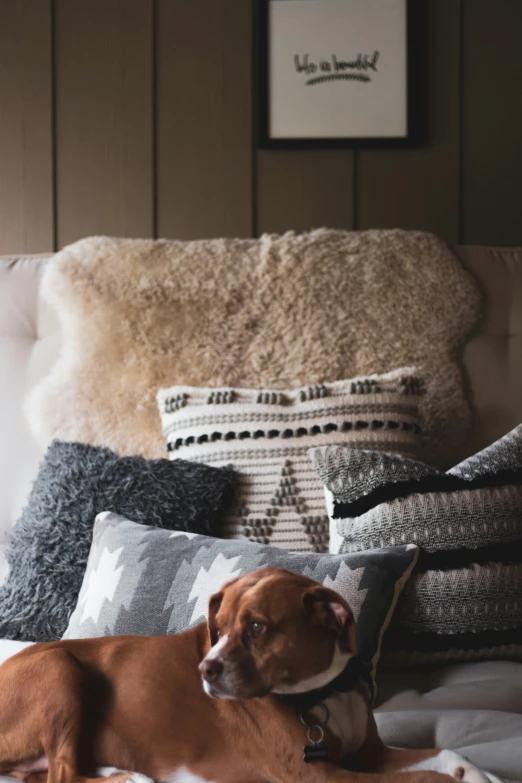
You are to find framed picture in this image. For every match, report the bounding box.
[256,0,420,149]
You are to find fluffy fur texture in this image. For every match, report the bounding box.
[26,229,481,466]
[0,441,235,642]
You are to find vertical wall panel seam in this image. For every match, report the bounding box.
[457,0,464,244]
[352,148,359,230]
[218,0,224,236]
[251,2,258,238]
[152,0,158,239]
[50,0,58,251]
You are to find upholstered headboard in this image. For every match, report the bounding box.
[0,255,58,578]
[1,246,521,564]
[456,246,522,458]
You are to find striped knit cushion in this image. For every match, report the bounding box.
[310,424,522,667]
[157,368,423,553]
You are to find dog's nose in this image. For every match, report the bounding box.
[199,658,224,682]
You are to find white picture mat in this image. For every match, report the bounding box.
[268,0,408,139]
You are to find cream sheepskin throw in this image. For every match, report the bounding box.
[26,229,481,466]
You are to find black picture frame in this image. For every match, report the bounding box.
[255,0,423,150]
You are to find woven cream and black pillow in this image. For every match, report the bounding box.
[310,424,522,667]
[157,368,423,553]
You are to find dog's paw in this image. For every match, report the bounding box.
[125,774,153,783]
[435,751,492,783]
[403,751,493,783]
[96,768,153,783]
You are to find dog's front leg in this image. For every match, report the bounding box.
[283,760,455,783]
[369,746,499,783]
[337,703,498,783]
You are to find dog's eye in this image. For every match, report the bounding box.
[250,621,267,637]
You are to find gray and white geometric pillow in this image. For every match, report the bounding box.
[310,424,522,668]
[63,512,419,683]
[157,368,424,553]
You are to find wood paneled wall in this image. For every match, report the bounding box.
[1,0,521,254]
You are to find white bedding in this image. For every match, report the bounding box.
[0,639,33,663]
[376,661,522,782]
[0,643,519,781]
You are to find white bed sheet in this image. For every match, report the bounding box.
[376,660,522,782]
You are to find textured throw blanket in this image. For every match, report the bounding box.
[26,229,481,465]
[376,660,521,782]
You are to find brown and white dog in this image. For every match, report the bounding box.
[0,569,501,783]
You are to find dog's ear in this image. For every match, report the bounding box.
[207,590,224,647]
[302,585,357,653]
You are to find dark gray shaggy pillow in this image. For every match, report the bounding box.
[0,440,235,642]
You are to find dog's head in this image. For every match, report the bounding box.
[198,568,357,699]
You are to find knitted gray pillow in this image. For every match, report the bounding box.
[0,440,235,643]
[310,424,522,668]
[63,511,419,686]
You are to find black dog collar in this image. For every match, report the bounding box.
[278,655,374,715]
